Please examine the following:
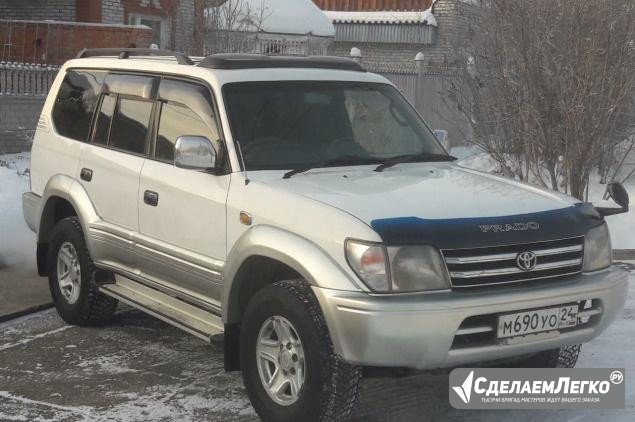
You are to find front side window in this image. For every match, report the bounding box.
[52,70,106,141]
[109,98,153,155]
[223,81,446,170]
[155,79,220,162]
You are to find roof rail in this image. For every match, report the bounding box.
[197,54,365,72]
[76,48,194,65]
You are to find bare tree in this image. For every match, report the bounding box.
[199,0,271,54]
[447,0,635,199]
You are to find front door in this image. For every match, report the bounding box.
[137,78,229,307]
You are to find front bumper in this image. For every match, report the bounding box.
[313,266,628,369]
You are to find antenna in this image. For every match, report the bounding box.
[235,141,250,185]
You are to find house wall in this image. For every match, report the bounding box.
[327,0,460,66]
[0,0,76,22]
[102,0,126,24]
[0,20,153,64]
[313,0,434,10]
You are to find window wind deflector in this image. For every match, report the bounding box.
[283,156,380,179]
[374,152,457,172]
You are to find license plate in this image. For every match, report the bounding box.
[497,305,578,339]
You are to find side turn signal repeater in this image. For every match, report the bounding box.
[240,211,252,226]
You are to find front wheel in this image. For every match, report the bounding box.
[241,280,362,422]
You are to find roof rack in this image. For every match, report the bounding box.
[197,54,365,72]
[76,48,194,65]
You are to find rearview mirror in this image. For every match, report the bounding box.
[596,181,629,217]
[175,136,217,171]
[606,182,629,209]
[433,129,450,151]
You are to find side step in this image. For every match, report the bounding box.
[99,276,224,341]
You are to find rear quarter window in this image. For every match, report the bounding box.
[52,70,106,141]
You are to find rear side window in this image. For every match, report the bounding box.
[52,70,106,141]
[109,98,153,155]
[92,94,116,145]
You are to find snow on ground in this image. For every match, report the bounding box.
[454,146,635,249]
[0,268,633,421]
[0,153,35,274]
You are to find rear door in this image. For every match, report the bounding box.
[137,78,229,307]
[78,73,158,270]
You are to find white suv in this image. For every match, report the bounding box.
[23,49,629,422]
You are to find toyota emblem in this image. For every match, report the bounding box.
[516,251,537,271]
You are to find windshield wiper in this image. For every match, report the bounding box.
[283,155,379,179]
[374,152,457,172]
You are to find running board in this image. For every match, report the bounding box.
[99,276,224,341]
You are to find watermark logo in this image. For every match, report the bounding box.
[449,368,625,409]
[610,371,624,385]
[452,371,474,404]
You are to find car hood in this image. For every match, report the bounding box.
[262,163,576,221]
[260,163,600,248]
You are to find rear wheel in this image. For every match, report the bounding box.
[47,217,118,325]
[241,279,362,422]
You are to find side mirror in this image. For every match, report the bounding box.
[174,136,217,171]
[596,181,629,217]
[433,129,450,151]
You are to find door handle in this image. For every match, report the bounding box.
[80,168,93,182]
[144,190,159,207]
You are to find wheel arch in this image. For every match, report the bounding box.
[36,175,99,276]
[222,225,359,325]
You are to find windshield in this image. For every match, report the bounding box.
[223,81,447,171]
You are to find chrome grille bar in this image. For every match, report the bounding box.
[442,236,584,288]
[444,244,583,265]
[450,258,582,279]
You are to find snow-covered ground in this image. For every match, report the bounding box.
[0,153,35,274]
[454,146,635,249]
[0,267,633,421]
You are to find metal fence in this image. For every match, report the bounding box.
[0,61,59,96]
[0,61,58,152]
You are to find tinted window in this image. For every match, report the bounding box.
[109,98,153,154]
[52,70,106,141]
[92,94,116,145]
[224,82,445,170]
[155,80,220,162]
[156,104,217,162]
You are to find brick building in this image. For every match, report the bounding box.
[313,0,468,67]
[0,0,196,62]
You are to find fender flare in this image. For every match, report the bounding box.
[222,225,360,323]
[38,174,99,246]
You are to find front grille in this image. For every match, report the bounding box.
[442,236,584,289]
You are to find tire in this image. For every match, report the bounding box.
[47,217,118,325]
[240,279,362,422]
[511,344,582,368]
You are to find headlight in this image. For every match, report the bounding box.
[583,223,611,272]
[387,246,450,291]
[345,240,450,292]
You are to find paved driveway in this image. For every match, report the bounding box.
[1,267,633,422]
